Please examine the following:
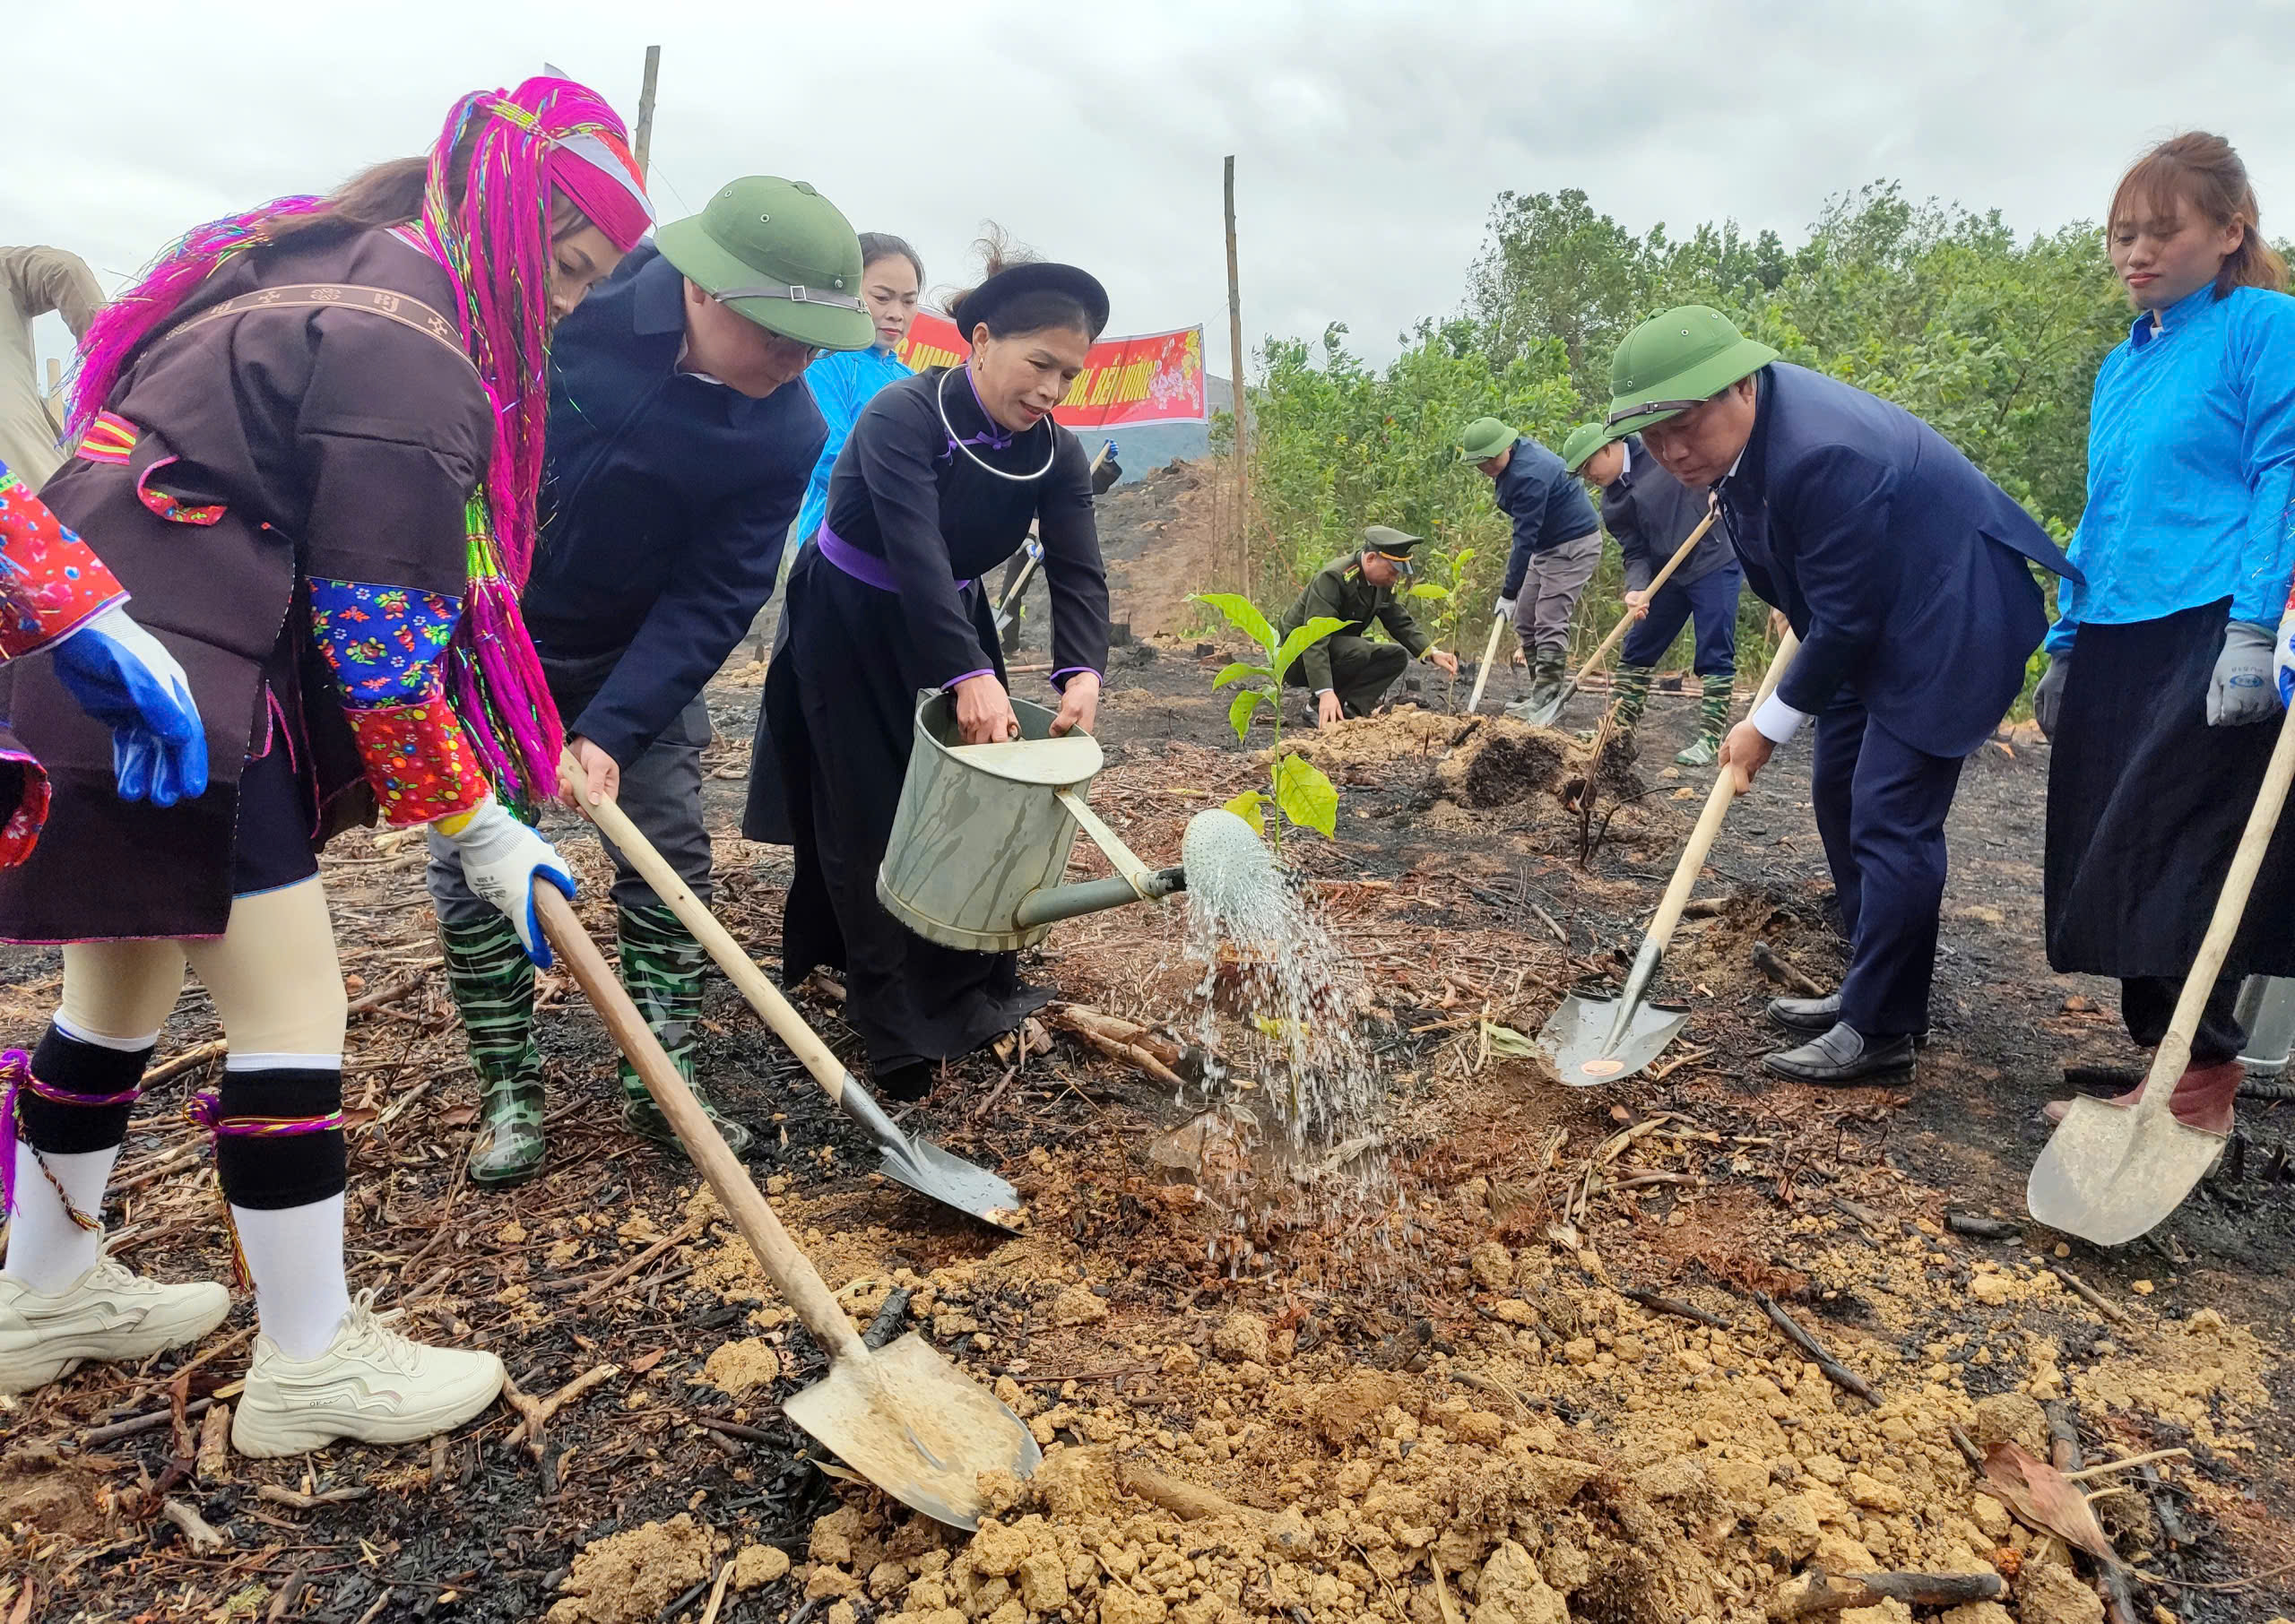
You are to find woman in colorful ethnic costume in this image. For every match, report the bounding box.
[745,250,1112,1101]
[2040,133,2295,1137]
[0,79,652,1456]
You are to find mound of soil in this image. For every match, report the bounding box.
[1273,709,1629,814]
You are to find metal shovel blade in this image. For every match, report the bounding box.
[836,1074,1026,1232]
[1511,678,1579,730]
[2025,1094,2228,1247]
[1536,989,1690,1086]
[783,1331,1043,1529]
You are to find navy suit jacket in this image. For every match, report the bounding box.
[1717,364,2078,759]
[524,244,826,764]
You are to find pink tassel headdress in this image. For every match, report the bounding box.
[66,75,653,809]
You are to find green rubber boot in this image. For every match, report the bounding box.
[440,914,547,1186]
[1605,662,1655,758]
[1675,671,1735,767]
[616,902,753,1159]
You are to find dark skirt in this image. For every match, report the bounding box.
[756,545,1047,1077]
[2045,599,2295,980]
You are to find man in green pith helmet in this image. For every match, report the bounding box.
[1458,415,1603,717]
[1603,303,2076,1086]
[1278,526,1459,726]
[424,176,877,1181]
[1561,419,1742,766]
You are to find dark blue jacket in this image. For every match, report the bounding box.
[1494,435,1601,598]
[1717,364,2079,759]
[524,244,826,764]
[1604,435,1730,592]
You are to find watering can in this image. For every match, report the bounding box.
[879,691,1192,952]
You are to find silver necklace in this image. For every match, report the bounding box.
[937,366,1058,482]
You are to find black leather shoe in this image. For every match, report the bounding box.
[1762,1022,1916,1086]
[1768,993,1930,1046]
[1766,992,1841,1036]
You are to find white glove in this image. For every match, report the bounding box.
[1494,596,1517,618]
[2277,602,2295,709]
[2209,619,2279,727]
[440,798,576,967]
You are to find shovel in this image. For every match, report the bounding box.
[2025,703,2295,1243]
[993,441,1113,635]
[1463,612,1510,714]
[1517,498,1720,728]
[1539,629,1800,1084]
[534,885,1040,1527]
[564,756,1026,1232]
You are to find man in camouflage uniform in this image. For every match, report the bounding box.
[1279,526,1459,726]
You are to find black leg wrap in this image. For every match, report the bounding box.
[212,1067,348,1212]
[19,1024,151,1153]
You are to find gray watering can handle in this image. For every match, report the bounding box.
[1055,786,1158,898]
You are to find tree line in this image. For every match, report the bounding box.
[1230,183,2136,698]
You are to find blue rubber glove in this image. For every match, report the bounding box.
[49,604,209,807]
[441,798,576,968]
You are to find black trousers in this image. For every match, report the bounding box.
[1283,636,1407,716]
[2121,976,2246,1067]
[1810,695,1968,1038]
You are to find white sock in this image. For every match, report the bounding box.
[231,1194,351,1361]
[3,1141,118,1291]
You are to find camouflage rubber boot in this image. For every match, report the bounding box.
[1675,671,1736,767]
[1605,662,1655,757]
[439,914,546,1185]
[616,902,754,1159]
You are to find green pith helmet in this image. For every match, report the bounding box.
[1605,306,1779,436]
[1455,416,1517,462]
[655,177,875,351]
[1559,421,1612,473]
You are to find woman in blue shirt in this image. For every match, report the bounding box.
[792,234,923,545]
[2040,134,2295,1136]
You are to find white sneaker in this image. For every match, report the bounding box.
[230,1291,504,1458]
[0,1257,232,1395]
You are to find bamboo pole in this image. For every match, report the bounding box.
[634,46,663,178]
[1224,155,1250,599]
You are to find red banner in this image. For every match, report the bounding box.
[896,314,1208,429]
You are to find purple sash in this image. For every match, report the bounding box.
[816,523,971,593]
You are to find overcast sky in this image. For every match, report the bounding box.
[11,0,2295,380]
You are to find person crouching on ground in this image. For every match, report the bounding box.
[1560,421,1739,766]
[2038,133,2295,1136]
[1279,527,1459,727]
[0,79,650,1453]
[1455,416,1601,719]
[1606,306,2079,1087]
[425,177,875,1183]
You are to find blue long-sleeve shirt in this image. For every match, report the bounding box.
[2048,282,2295,654]
[1493,436,1601,599]
[793,344,912,546]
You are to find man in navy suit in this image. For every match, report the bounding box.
[1604,307,2079,1085]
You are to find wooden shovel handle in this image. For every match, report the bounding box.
[1565,501,1720,690]
[1641,629,1801,956]
[533,886,866,1362]
[565,755,853,1104]
[2135,696,2295,1119]
[1465,612,1508,713]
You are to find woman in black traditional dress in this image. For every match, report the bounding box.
[745,246,1109,1099]
[2038,133,2295,1135]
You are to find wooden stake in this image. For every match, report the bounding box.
[1223,154,1249,598]
[634,46,663,179]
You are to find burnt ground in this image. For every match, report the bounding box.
[4,560,2294,1623]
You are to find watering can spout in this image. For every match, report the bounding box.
[1013,867,1187,931]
